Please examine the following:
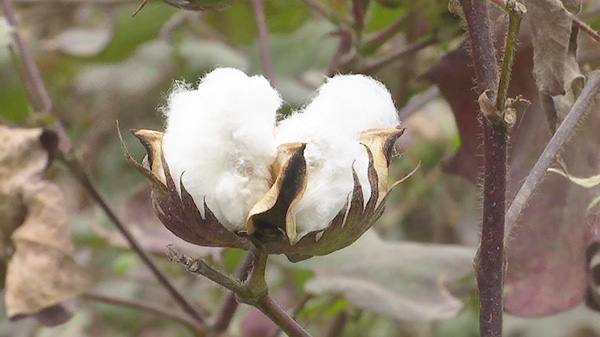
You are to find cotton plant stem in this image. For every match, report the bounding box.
[66,161,205,324]
[0,0,69,149]
[1,0,205,325]
[460,0,508,337]
[166,245,249,296]
[324,312,348,337]
[571,14,600,44]
[82,291,205,335]
[297,0,354,27]
[168,247,312,337]
[254,296,312,337]
[361,12,410,54]
[359,28,462,74]
[211,252,254,333]
[505,70,600,234]
[251,0,274,83]
[359,35,440,73]
[398,86,440,120]
[268,294,313,337]
[496,7,522,112]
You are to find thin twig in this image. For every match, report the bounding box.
[496,4,523,113]
[324,312,348,337]
[505,71,600,234]
[351,0,368,31]
[211,252,254,333]
[255,296,312,337]
[360,36,439,73]
[82,291,205,335]
[398,86,440,120]
[66,160,206,324]
[0,0,69,149]
[460,1,507,337]
[166,245,248,296]
[571,14,600,44]
[360,29,462,74]
[168,247,312,337]
[297,0,353,27]
[361,12,410,54]
[1,0,205,324]
[268,294,313,337]
[251,0,274,82]
[1,0,51,114]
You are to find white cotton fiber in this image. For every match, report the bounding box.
[161,68,281,231]
[276,74,400,239]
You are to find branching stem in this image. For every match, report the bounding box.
[168,247,312,337]
[459,1,523,337]
[505,71,600,234]
[1,0,205,325]
[82,291,205,336]
[210,252,254,333]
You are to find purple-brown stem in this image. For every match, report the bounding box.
[460,1,505,337]
[211,253,254,333]
[255,296,312,337]
[82,291,205,335]
[571,14,600,44]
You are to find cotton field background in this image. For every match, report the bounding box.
[1,0,600,337]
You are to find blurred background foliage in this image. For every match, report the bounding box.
[1,0,600,336]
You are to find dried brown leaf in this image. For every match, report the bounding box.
[6,181,89,323]
[523,0,581,96]
[523,0,584,131]
[0,126,87,326]
[424,32,600,316]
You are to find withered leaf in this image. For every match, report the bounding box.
[425,29,600,316]
[523,0,584,131]
[279,230,475,321]
[0,126,88,326]
[523,0,581,96]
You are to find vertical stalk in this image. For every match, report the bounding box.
[459,1,522,336]
[251,0,274,82]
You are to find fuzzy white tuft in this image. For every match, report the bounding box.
[162,68,281,231]
[276,74,400,239]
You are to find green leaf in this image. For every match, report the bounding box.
[112,253,139,275]
[93,5,176,62]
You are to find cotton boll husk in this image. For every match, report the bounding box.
[276,74,399,238]
[162,68,281,231]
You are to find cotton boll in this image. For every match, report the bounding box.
[162,68,281,231]
[300,74,400,136]
[276,74,399,238]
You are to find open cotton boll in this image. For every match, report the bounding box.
[276,74,399,238]
[162,68,281,231]
[299,74,399,135]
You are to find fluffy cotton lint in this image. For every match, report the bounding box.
[276,74,400,239]
[162,68,281,231]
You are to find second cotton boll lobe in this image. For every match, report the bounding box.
[161,68,281,232]
[276,74,400,240]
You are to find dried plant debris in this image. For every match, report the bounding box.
[0,126,88,326]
